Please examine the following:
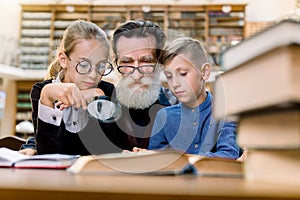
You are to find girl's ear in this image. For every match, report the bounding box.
[201,63,211,81]
[58,52,67,69]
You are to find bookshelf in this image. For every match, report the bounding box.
[129,5,168,32]
[51,4,91,60]
[19,5,52,70]
[0,65,46,137]
[205,4,246,66]
[18,3,247,71]
[167,5,206,42]
[90,5,128,39]
[15,80,36,138]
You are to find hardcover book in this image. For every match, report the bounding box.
[67,150,242,177]
[220,18,300,71]
[213,44,300,120]
[0,147,79,169]
[237,108,300,149]
[244,149,300,186]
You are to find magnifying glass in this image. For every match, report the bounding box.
[87,96,122,123]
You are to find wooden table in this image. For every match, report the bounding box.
[1,168,300,200]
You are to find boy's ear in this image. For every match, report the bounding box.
[201,63,211,81]
[58,52,67,69]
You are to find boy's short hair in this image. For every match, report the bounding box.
[161,37,209,68]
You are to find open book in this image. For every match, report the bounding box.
[67,150,243,177]
[0,147,79,169]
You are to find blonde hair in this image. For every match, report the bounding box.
[45,20,109,80]
[161,37,209,70]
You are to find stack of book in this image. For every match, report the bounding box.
[213,18,300,185]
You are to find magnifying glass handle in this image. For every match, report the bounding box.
[97,101,102,112]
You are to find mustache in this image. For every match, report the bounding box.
[115,70,162,109]
[122,75,155,86]
[122,69,162,86]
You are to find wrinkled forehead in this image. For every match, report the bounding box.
[116,36,157,57]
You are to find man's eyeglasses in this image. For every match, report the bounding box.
[65,53,113,76]
[117,65,156,75]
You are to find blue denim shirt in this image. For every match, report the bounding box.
[148,92,240,159]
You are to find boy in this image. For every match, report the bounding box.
[143,37,240,159]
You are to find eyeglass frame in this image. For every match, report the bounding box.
[116,64,157,75]
[65,53,113,76]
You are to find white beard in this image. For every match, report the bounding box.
[115,70,162,109]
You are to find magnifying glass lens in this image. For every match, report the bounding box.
[87,96,121,123]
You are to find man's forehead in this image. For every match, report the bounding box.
[116,36,156,55]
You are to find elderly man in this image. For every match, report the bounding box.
[98,19,177,151]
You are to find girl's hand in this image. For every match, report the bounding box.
[19,148,37,156]
[80,88,105,103]
[40,83,106,110]
[40,83,87,109]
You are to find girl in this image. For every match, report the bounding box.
[25,20,116,155]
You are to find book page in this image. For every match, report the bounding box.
[23,153,79,160]
[0,147,79,168]
[0,147,29,164]
[68,150,189,175]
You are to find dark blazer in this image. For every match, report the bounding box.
[32,80,117,155]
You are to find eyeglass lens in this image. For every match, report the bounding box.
[76,60,112,76]
[117,65,155,74]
